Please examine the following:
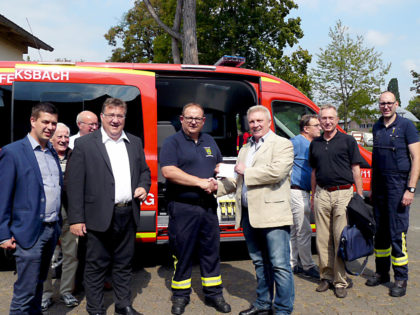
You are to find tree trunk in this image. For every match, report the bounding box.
[182,0,199,64]
[171,0,182,64]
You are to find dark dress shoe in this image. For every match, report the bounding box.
[390,280,407,297]
[334,287,347,298]
[204,296,231,313]
[365,273,390,287]
[316,279,332,292]
[115,305,143,315]
[171,297,189,315]
[239,305,273,315]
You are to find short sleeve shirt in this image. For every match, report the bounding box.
[309,131,363,187]
[372,114,419,172]
[290,134,312,191]
[159,130,222,200]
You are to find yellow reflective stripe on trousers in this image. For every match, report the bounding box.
[171,255,192,289]
[391,254,408,266]
[172,278,192,289]
[374,246,391,258]
[201,275,222,287]
[391,232,408,266]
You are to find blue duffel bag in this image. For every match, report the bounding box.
[338,225,374,275]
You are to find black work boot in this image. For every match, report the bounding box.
[171,297,189,315]
[365,273,390,286]
[390,280,407,297]
[204,296,231,313]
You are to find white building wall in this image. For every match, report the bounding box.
[0,37,25,60]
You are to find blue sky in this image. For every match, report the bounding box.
[1,0,418,107]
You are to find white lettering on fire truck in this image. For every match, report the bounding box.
[0,73,15,84]
[144,193,155,206]
[360,169,371,178]
[14,69,70,81]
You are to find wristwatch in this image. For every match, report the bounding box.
[407,187,416,193]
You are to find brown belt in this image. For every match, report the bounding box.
[324,184,352,192]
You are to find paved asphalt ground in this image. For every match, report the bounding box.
[1,184,419,314]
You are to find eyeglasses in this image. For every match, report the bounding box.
[80,121,99,127]
[183,116,204,122]
[379,101,395,108]
[102,113,126,120]
[307,123,321,127]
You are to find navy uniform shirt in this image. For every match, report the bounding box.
[159,130,222,201]
[372,114,419,173]
[309,131,363,188]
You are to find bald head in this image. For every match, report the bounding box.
[76,110,99,136]
[379,91,399,122]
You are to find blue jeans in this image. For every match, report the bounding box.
[10,222,60,315]
[242,208,294,314]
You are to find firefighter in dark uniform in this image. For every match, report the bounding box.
[366,91,420,297]
[160,103,231,315]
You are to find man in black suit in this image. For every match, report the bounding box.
[67,98,151,315]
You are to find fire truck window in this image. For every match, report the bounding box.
[271,101,316,139]
[11,82,143,144]
[0,86,12,147]
[156,76,257,157]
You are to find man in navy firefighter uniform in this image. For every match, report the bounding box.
[366,91,420,297]
[160,103,231,315]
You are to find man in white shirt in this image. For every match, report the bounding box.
[69,110,98,149]
[66,98,151,315]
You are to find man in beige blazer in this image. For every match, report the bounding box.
[218,105,294,315]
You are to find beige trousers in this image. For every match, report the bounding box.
[314,186,353,288]
[43,208,79,298]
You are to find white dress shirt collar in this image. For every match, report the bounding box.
[100,127,129,144]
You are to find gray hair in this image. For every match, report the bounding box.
[318,104,338,117]
[56,122,70,135]
[247,105,271,121]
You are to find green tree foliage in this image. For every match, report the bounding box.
[406,96,420,131]
[407,96,420,119]
[387,78,401,105]
[104,0,312,95]
[196,0,312,95]
[411,70,420,95]
[104,0,174,63]
[311,20,391,131]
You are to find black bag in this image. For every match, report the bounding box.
[347,194,376,238]
[338,225,374,276]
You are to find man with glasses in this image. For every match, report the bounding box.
[309,105,364,298]
[69,110,98,149]
[290,115,321,279]
[160,103,231,315]
[67,98,151,315]
[365,91,420,297]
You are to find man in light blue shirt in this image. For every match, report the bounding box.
[0,102,62,314]
[290,114,321,279]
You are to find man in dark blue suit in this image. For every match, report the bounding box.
[0,102,63,314]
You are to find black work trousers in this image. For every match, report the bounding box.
[168,200,223,300]
[372,171,409,281]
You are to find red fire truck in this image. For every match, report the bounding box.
[0,57,372,243]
